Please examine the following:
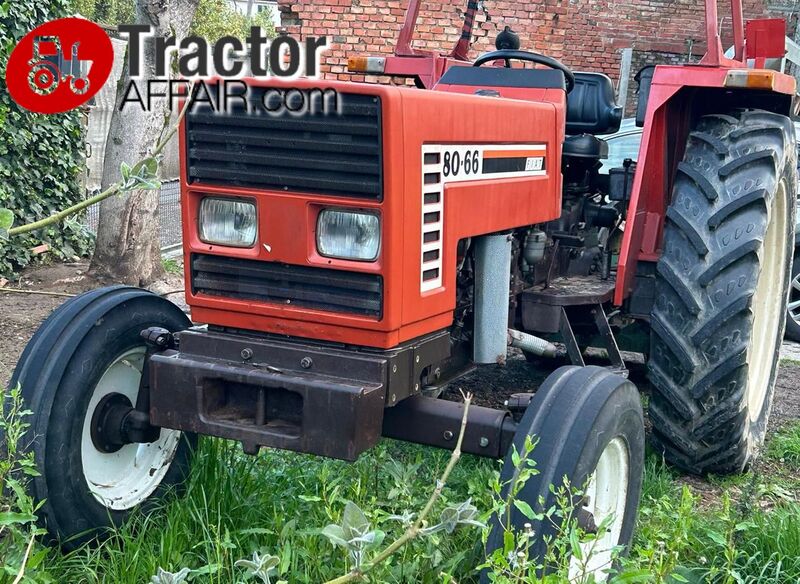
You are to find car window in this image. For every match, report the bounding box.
[599,131,642,174]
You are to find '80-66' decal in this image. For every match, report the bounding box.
[419,143,548,292]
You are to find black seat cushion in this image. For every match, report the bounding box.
[437,65,566,90]
[436,67,621,136]
[566,72,622,135]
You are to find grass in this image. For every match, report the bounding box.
[162,257,183,275]
[766,421,800,468]
[26,436,800,583]
[43,440,496,583]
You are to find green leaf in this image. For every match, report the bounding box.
[321,524,349,548]
[0,207,13,230]
[150,567,190,584]
[189,564,221,577]
[513,500,536,520]
[135,156,158,178]
[503,529,515,553]
[569,528,582,561]
[342,500,370,538]
[705,530,727,546]
[0,511,36,526]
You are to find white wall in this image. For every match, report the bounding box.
[228,0,281,28]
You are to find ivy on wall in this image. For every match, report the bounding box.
[0,0,94,278]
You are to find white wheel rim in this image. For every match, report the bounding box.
[80,347,182,511]
[747,184,788,422]
[789,268,800,324]
[569,437,629,582]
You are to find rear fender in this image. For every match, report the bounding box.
[614,64,796,306]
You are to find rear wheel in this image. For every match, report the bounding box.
[786,255,800,342]
[10,287,196,547]
[648,109,797,474]
[485,366,645,582]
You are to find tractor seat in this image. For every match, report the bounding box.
[566,72,622,135]
[436,66,567,91]
[436,67,622,136]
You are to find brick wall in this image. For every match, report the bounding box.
[279,0,797,84]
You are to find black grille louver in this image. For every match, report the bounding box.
[191,254,383,318]
[185,89,383,199]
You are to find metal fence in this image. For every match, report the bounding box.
[84,179,182,251]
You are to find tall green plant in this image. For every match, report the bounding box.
[0,384,46,583]
[0,0,94,278]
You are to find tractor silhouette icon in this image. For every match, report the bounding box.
[28,36,91,96]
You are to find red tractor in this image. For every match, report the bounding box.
[13,0,797,577]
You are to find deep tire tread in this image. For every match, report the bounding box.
[655,261,703,314]
[648,109,796,475]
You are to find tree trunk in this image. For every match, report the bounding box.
[90,0,198,286]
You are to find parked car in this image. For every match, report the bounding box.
[601,120,800,342]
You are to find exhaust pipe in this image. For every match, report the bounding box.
[508,328,557,358]
[473,234,512,364]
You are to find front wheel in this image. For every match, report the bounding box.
[10,286,196,547]
[484,366,645,582]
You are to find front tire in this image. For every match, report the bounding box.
[10,287,196,547]
[485,366,645,582]
[648,109,797,475]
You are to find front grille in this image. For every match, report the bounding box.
[185,88,383,199]
[191,254,383,318]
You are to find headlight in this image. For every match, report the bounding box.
[199,197,257,247]
[317,209,380,261]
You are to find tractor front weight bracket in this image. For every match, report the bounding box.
[145,327,518,461]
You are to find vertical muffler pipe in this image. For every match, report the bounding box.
[473,233,512,364]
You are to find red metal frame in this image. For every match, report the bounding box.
[380,0,476,88]
[614,3,795,305]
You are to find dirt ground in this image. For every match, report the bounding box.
[0,262,184,388]
[2,261,799,504]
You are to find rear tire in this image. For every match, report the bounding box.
[485,366,645,582]
[786,254,800,342]
[648,109,797,475]
[9,287,196,548]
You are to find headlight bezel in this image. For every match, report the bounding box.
[198,196,258,248]
[316,208,381,262]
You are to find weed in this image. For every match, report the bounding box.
[2,397,797,583]
[766,421,800,468]
[0,385,46,584]
[162,257,182,274]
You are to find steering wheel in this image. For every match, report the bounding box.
[473,49,576,93]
